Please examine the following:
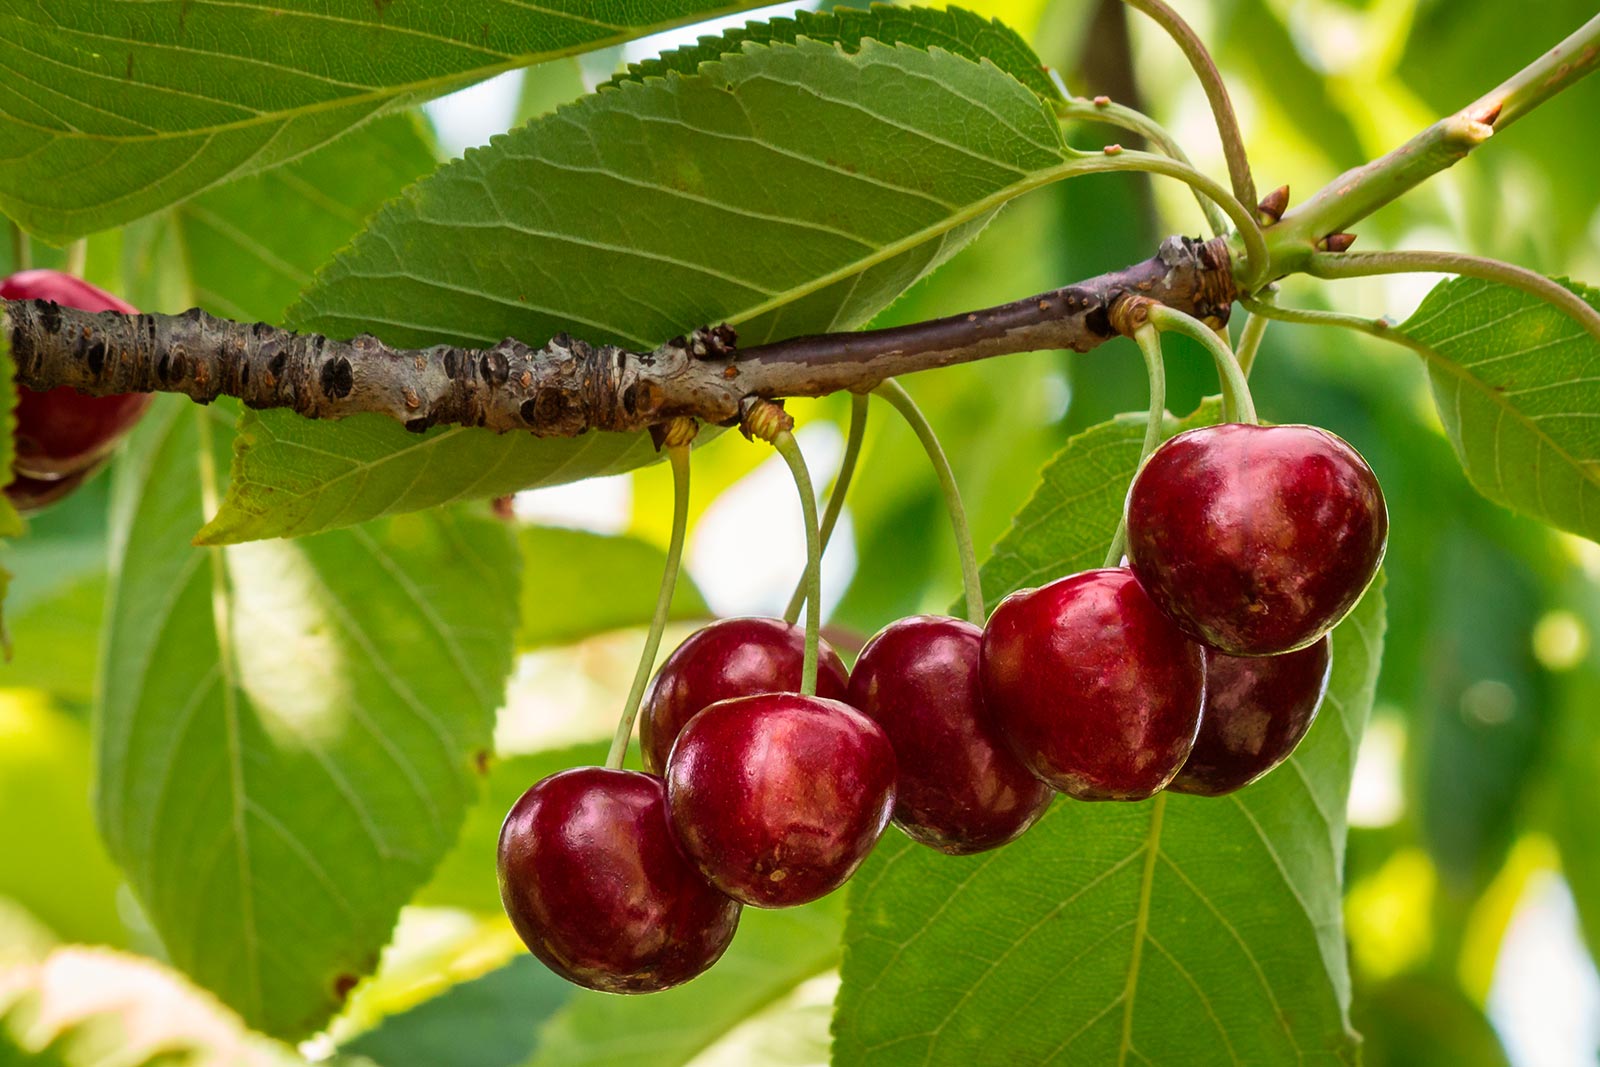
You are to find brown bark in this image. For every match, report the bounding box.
[6,236,1232,438]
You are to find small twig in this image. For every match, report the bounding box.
[1306,249,1600,345]
[1120,0,1258,215]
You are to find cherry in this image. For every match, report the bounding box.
[5,467,94,516]
[639,617,850,774]
[665,693,895,907]
[980,568,1205,801]
[3,271,149,482]
[1125,423,1386,656]
[1169,636,1331,796]
[497,766,739,993]
[848,615,1052,854]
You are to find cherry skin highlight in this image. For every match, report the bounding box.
[1125,423,1386,656]
[1169,636,1332,797]
[848,615,1052,854]
[665,693,896,907]
[4,467,95,516]
[640,616,850,774]
[3,271,150,481]
[497,767,740,993]
[980,568,1206,801]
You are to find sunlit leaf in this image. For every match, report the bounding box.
[96,397,518,1038]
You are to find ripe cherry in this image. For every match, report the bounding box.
[1125,423,1386,656]
[3,271,149,482]
[497,767,739,993]
[848,615,1052,854]
[1169,636,1331,797]
[639,617,850,774]
[980,568,1205,801]
[666,693,895,907]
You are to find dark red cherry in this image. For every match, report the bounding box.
[1125,423,1386,656]
[666,693,895,907]
[980,568,1206,801]
[640,617,850,774]
[497,767,739,993]
[1169,636,1331,796]
[3,271,149,481]
[848,615,1052,854]
[4,466,95,516]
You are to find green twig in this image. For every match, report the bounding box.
[1104,323,1169,569]
[783,392,868,624]
[1120,0,1258,214]
[873,379,985,626]
[772,430,821,696]
[1269,14,1600,275]
[1149,303,1257,424]
[605,444,691,769]
[1306,249,1600,345]
[1056,96,1231,236]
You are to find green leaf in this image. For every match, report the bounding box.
[1401,276,1600,545]
[341,957,571,1067]
[203,37,1075,543]
[0,0,778,241]
[832,403,1386,1065]
[527,896,844,1067]
[178,112,441,324]
[609,4,1063,104]
[976,398,1222,602]
[0,946,312,1066]
[517,526,707,650]
[96,396,519,1039]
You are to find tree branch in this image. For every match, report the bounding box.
[6,236,1233,438]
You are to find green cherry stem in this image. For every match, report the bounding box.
[1148,304,1258,424]
[1306,249,1600,345]
[772,429,822,696]
[9,222,29,272]
[1103,323,1168,569]
[783,391,869,624]
[605,442,692,770]
[1233,295,1273,378]
[873,378,985,626]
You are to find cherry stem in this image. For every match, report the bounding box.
[772,429,821,696]
[783,391,868,625]
[1148,304,1257,424]
[1103,323,1168,569]
[1234,294,1273,378]
[1306,249,1600,345]
[872,379,986,626]
[605,444,691,770]
[1055,95,1230,237]
[1120,0,1258,215]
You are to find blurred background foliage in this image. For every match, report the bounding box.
[3,0,1599,1064]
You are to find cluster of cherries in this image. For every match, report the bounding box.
[2,270,150,515]
[497,419,1387,994]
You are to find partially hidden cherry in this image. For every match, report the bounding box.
[848,615,1052,854]
[980,568,1206,801]
[640,617,850,774]
[666,693,896,907]
[1125,423,1386,656]
[497,767,739,993]
[1169,636,1331,796]
[3,271,149,482]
